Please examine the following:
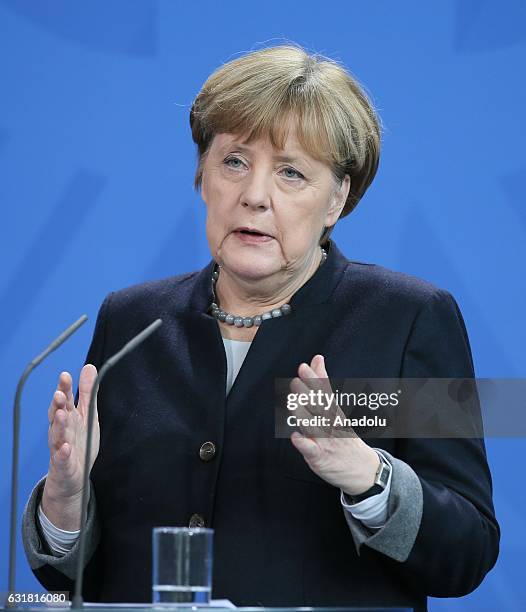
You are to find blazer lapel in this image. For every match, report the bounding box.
[175,261,227,431]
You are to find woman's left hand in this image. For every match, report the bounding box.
[290,354,380,497]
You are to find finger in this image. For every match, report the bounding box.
[299,355,327,379]
[49,408,75,452]
[48,390,67,424]
[298,361,317,379]
[293,402,337,437]
[57,372,74,411]
[289,376,352,438]
[289,377,324,417]
[310,354,328,378]
[290,431,322,462]
[296,363,325,388]
[77,364,98,417]
[289,376,308,395]
[287,383,333,437]
[289,377,329,421]
[297,362,333,396]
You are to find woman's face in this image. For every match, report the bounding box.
[200,129,350,283]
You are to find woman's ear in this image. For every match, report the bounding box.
[325,175,351,226]
[197,143,213,201]
[199,169,206,201]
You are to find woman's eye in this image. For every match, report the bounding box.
[224,157,244,169]
[281,167,304,180]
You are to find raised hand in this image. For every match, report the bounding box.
[42,364,100,530]
[289,354,380,497]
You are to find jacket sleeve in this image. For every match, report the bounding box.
[21,476,101,595]
[342,448,423,561]
[363,288,500,597]
[21,293,113,601]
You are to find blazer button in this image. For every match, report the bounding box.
[189,513,205,528]
[199,441,216,462]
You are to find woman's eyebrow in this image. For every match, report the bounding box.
[223,141,251,152]
[273,153,310,166]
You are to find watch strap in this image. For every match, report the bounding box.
[347,450,391,504]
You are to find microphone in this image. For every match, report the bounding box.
[72,318,163,609]
[7,315,88,606]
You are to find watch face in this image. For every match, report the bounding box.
[376,460,391,488]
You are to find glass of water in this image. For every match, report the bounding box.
[152,527,214,606]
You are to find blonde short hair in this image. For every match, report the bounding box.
[190,44,381,244]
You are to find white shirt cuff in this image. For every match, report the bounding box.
[38,502,81,556]
[340,449,393,529]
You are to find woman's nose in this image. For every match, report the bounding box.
[240,169,272,210]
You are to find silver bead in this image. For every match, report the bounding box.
[211,302,219,311]
[271,309,282,318]
[280,303,291,315]
[243,317,254,327]
[234,317,244,327]
[225,314,235,325]
[218,311,227,322]
[261,312,272,320]
[254,315,262,326]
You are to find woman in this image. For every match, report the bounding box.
[22,45,499,611]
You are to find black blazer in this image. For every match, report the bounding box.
[31,240,499,611]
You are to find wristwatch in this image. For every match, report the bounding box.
[347,450,392,504]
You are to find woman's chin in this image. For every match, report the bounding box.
[219,239,282,280]
[222,253,281,281]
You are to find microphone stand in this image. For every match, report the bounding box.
[72,318,163,609]
[7,315,88,608]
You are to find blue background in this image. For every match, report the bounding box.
[1,1,525,610]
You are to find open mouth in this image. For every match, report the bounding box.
[233,228,273,239]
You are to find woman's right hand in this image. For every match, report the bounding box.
[41,364,100,531]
